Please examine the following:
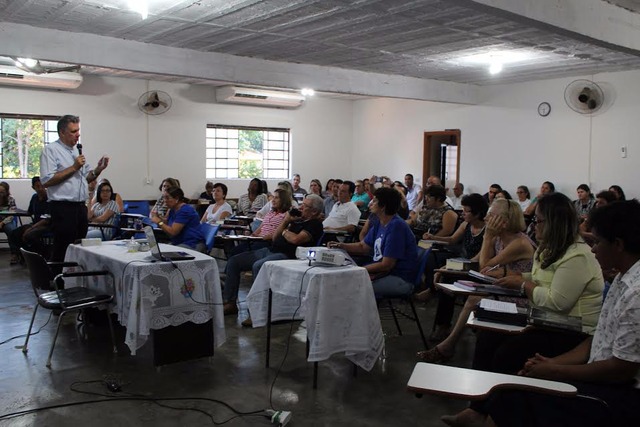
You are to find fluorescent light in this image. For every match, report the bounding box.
[489,62,503,75]
[15,58,38,68]
[128,0,149,20]
[301,88,315,96]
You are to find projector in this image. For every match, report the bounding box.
[295,246,346,266]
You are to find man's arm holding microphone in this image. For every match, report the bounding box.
[42,143,109,188]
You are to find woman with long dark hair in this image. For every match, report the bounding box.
[86,181,120,240]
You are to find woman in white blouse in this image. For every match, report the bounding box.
[86,181,120,240]
[200,182,233,224]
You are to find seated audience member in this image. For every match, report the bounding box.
[495,189,512,200]
[408,176,453,219]
[260,180,270,199]
[351,179,371,214]
[228,188,290,258]
[291,173,307,204]
[8,176,51,258]
[413,193,487,304]
[323,178,342,217]
[90,178,124,213]
[363,178,373,199]
[580,190,618,245]
[449,182,465,210]
[608,184,626,201]
[151,187,205,251]
[524,180,555,216]
[482,183,502,206]
[0,182,20,264]
[255,181,297,219]
[86,181,120,240]
[408,185,458,240]
[418,198,536,362]
[199,181,215,202]
[393,182,410,220]
[308,179,323,198]
[200,182,232,224]
[322,179,335,198]
[478,200,640,427]
[404,173,423,212]
[237,178,268,216]
[442,193,604,426]
[323,180,361,233]
[222,194,324,317]
[329,187,417,297]
[151,177,180,220]
[516,185,531,211]
[574,183,596,222]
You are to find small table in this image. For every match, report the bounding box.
[467,312,528,334]
[0,209,32,226]
[64,241,225,364]
[407,362,577,399]
[246,259,384,372]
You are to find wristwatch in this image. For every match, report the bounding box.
[158,221,164,227]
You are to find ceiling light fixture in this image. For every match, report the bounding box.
[15,58,38,68]
[488,62,503,75]
[301,88,315,96]
[128,0,149,20]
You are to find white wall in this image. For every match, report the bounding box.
[3,68,640,210]
[352,70,640,199]
[0,75,354,209]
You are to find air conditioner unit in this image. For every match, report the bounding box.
[216,86,305,109]
[0,65,83,90]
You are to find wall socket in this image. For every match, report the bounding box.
[621,145,628,158]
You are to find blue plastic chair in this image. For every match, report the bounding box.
[199,223,220,254]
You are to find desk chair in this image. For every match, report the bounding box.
[407,362,611,425]
[377,246,429,349]
[200,223,220,254]
[20,248,117,368]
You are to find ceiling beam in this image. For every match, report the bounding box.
[467,0,640,54]
[0,21,478,104]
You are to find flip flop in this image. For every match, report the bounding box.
[416,346,452,364]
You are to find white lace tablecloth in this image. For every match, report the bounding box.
[64,241,225,354]
[246,259,384,371]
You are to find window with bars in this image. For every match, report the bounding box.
[205,125,290,179]
[0,114,60,179]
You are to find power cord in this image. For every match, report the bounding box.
[0,378,268,425]
[0,311,53,346]
[268,265,316,411]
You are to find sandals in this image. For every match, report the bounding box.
[416,346,452,364]
[412,289,432,302]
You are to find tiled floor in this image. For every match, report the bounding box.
[0,249,478,426]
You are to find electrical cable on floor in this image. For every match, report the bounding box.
[0,380,269,425]
[268,265,316,410]
[0,311,53,346]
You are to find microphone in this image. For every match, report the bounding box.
[77,143,83,155]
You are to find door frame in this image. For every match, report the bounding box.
[422,130,461,187]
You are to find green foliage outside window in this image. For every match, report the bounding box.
[1,119,46,178]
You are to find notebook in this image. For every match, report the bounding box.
[143,226,195,261]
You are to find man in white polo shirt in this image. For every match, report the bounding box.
[323,180,361,234]
[40,115,110,265]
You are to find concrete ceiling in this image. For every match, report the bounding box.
[2,0,640,102]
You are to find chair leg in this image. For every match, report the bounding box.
[105,305,117,354]
[408,298,428,349]
[388,300,402,336]
[22,304,39,354]
[47,312,66,368]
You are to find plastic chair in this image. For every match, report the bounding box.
[20,248,117,368]
[199,222,220,254]
[377,246,429,349]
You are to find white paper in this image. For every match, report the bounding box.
[479,299,518,314]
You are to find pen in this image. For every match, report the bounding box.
[485,264,501,273]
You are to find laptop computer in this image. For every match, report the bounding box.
[143,226,196,261]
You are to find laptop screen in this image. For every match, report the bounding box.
[143,226,161,259]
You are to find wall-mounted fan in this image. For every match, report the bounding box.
[138,91,172,115]
[564,79,604,114]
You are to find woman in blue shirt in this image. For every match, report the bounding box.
[151,186,204,251]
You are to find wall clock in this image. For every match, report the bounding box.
[538,102,551,117]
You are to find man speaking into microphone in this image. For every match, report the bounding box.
[40,115,110,265]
